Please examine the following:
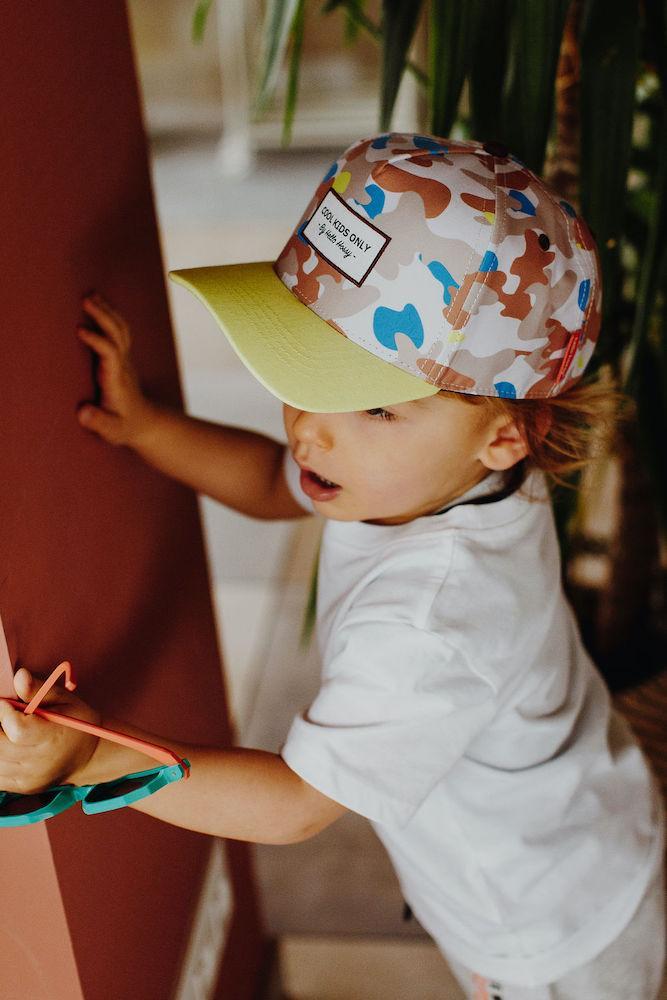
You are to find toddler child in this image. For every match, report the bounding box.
[0,133,664,999]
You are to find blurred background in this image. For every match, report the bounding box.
[125,2,667,996]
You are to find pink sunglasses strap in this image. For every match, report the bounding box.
[23,659,78,713]
[2,699,185,769]
[1,660,189,775]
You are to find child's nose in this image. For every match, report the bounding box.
[293,410,333,450]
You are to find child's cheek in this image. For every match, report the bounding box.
[364,469,399,505]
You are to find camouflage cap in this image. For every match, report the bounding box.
[169,131,601,411]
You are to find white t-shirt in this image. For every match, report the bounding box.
[279,447,664,986]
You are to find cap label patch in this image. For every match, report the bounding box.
[302,188,390,286]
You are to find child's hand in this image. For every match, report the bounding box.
[76,292,158,448]
[0,668,101,794]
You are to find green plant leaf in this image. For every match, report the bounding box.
[579,0,641,367]
[192,0,214,44]
[254,0,301,118]
[428,0,476,136]
[468,0,510,143]
[321,0,365,42]
[500,0,571,171]
[634,332,667,540]
[322,0,381,39]
[282,0,306,145]
[623,202,649,253]
[299,536,321,649]
[623,0,667,393]
[343,0,365,42]
[624,111,667,396]
[322,0,428,86]
[380,0,425,130]
[642,0,667,90]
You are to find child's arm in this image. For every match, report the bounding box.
[76,293,306,520]
[68,716,346,844]
[119,405,306,521]
[0,670,347,844]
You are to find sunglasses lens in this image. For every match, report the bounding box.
[84,771,155,805]
[0,788,65,818]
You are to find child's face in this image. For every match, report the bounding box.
[283,394,527,525]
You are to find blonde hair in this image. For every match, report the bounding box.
[438,364,631,494]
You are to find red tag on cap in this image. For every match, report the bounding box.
[555,330,581,384]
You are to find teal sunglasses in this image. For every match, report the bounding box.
[0,661,190,826]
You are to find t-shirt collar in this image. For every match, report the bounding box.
[324,464,549,546]
[427,467,508,515]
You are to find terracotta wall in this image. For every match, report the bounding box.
[0,3,264,997]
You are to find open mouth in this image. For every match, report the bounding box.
[308,470,340,489]
[299,466,342,501]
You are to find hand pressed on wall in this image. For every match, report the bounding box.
[76,292,160,449]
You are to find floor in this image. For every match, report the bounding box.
[149,134,667,1000]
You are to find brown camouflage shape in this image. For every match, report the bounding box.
[274,132,602,399]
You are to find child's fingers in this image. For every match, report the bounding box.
[12,667,69,706]
[0,700,27,743]
[77,325,123,364]
[13,668,80,714]
[82,292,129,332]
[0,700,46,746]
[87,292,127,329]
[77,403,126,444]
[13,667,37,703]
[0,700,28,749]
[82,295,131,351]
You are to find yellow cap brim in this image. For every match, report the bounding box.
[168,261,440,413]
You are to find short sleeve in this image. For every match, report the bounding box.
[280,621,498,829]
[281,446,315,514]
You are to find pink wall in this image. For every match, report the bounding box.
[0,3,265,997]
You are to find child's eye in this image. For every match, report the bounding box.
[365,408,396,422]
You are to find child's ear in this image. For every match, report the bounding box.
[479,415,529,471]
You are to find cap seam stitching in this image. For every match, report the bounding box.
[550,198,595,396]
